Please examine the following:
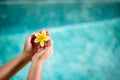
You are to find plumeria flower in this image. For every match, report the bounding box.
[34,30,49,47]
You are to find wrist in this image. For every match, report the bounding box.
[21,52,32,62]
[32,58,44,65]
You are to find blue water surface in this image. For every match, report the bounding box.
[0,1,120,80]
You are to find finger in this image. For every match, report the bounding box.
[44,41,49,47]
[38,44,53,58]
[27,33,35,43]
[45,47,53,58]
[46,31,50,37]
[45,46,52,56]
[31,32,35,36]
[44,38,53,47]
[46,39,50,47]
[38,30,43,33]
[27,35,32,43]
[39,46,51,56]
[37,48,44,53]
[39,30,50,37]
[49,47,54,55]
[49,39,53,47]
[37,48,48,57]
[50,48,54,55]
[29,32,35,39]
[44,39,51,48]
[43,43,52,53]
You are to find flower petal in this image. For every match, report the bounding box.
[44,36,49,41]
[35,33,41,38]
[34,38,40,43]
[41,31,46,36]
[40,40,44,47]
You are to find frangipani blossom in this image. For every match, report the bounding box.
[34,31,49,47]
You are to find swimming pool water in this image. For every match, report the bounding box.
[0,1,120,80]
[0,18,120,80]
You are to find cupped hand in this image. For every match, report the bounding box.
[22,33,35,59]
[22,30,53,61]
[32,39,53,63]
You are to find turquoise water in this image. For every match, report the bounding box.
[0,1,120,80]
[0,19,120,80]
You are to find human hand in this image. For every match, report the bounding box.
[22,33,35,60]
[32,39,53,63]
[22,30,52,61]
